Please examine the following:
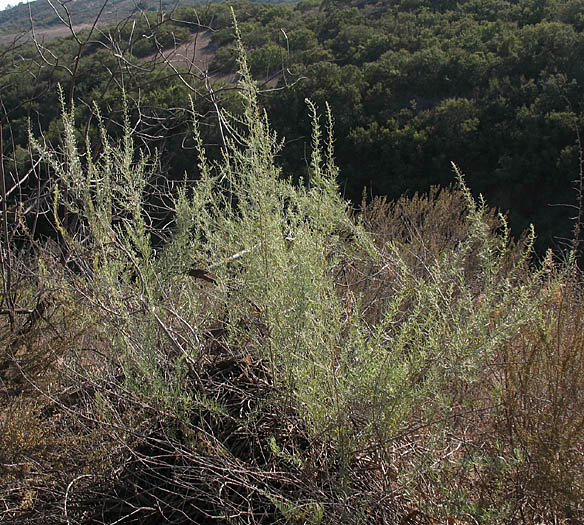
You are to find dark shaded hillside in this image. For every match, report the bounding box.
[2,0,584,253]
[251,0,584,252]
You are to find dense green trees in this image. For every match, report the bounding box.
[256,0,584,249]
[2,0,584,250]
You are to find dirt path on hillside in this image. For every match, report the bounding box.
[155,30,217,74]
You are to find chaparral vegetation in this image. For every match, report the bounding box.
[1,1,584,523]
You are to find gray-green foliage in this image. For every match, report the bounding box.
[31,18,364,421]
[32,16,568,488]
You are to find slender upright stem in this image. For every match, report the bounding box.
[0,123,15,330]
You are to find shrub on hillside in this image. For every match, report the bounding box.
[1,15,582,524]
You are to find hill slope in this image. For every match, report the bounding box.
[0,0,197,31]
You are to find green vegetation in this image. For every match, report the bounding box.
[0,0,203,32]
[1,19,583,522]
[2,0,584,251]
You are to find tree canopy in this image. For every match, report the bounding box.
[1,0,584,250]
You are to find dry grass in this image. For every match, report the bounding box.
[3,187,583,524]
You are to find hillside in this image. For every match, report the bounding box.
[0,0,296,38]
[0,0,206,44]
[0,0,198,30]
[2,0,584,251]
[1,1,584,522]
[1,43,583,523]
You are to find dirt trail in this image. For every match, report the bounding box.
[155,30,217,73]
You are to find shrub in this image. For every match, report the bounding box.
[2,13,581,523]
